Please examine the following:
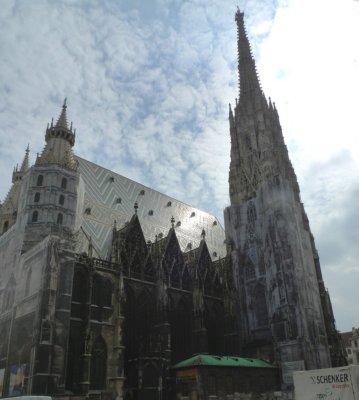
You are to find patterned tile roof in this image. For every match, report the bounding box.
[77,156,226,260]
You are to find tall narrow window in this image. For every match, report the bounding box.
[36,175,43,186]
[90,336,107,390]
[34,192,40,203]
[254,285,269,327]
[32,211,38,222]
[59,194,65,205]
[61,177,67,189]
[57,213,63,225]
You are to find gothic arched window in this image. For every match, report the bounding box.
[36,175,43,186]
[61,177,67,189]
[32,210,38,222]
[57,213,63,225]
[90,336,107,390]
[59,195,65,205]
[254,285,269,327]
[34,192,40,203]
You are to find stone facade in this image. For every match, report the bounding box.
[224,10,345,388]
[0,9,346,400]
[0,102,237,399]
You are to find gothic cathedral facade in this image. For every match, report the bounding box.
[0,8,344,400]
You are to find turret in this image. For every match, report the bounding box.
[22,100,82,251]
[0,146,30,234]
[36,99,77,171]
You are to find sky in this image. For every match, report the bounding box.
[0,0,358,332]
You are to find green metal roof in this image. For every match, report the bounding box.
[172,355,276,369]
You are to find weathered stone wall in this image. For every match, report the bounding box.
[225,175,331,374]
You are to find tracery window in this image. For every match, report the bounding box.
[34,192,40,203]
[59,194,65,205]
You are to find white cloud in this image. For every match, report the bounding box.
[0,0,358,331]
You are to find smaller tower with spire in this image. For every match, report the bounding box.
[36,99,77,170]
[0,146,30,235]
[21,100,82,251]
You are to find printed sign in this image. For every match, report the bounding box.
[293,366,359,400]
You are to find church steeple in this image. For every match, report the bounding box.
[229,10,300,205]
[36,99,77,170]
[235,9,263,104]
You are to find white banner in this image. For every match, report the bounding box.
[293,366,359,400]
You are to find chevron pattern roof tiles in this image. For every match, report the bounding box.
[76,156,226,260]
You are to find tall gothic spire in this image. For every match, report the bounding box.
[235,9,263,102]
[36,99,77,170]
[229,10,299,204]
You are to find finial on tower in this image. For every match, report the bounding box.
[171,216,175,228]
[134,201,138,215]
[55,98,69,129]
[20,145,30,172]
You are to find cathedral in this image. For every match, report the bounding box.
[0,9,345,400]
